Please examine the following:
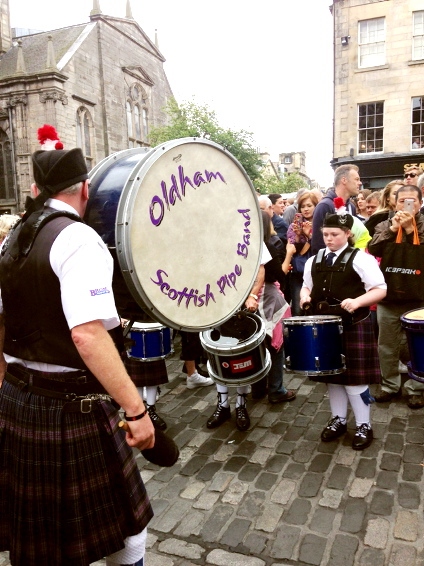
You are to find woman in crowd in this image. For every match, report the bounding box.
[286,191,318,315]
[300,211,386,450]
[354,189,372,222]
[365,180,403,237]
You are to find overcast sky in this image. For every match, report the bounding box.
[9,0,335,187]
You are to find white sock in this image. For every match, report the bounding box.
[345,384,371,426]
[216,384,229,407]
[145,386,158,406]
[327,384,348,423]
[236,385,249,408]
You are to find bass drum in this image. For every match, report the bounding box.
[84,138,262,331]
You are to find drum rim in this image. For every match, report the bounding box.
[400,308,424,323]
[200,312,266,355]
[283,315,342,325]
[130,322,167,331]
[115,138,263,332]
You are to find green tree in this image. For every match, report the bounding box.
[279,172,309,194]
[149,98,263,182]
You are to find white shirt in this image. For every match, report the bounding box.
[1,198,120,371]
[302,243,387,293]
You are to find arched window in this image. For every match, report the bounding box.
[0,131,14,201]
[76,107,94,169]
[127,83,149,147]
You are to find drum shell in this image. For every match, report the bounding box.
[401,309,424,382]
[200,312,271,387]
[128,322,173,362]
[283,315,345,376]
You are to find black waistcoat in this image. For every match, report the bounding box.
[310,247,365,305]
[0,208,90,368]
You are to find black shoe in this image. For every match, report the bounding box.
[235,394,250,431]
[321,416,347,442]
[207,403,231,429]
[352,423,373,450]
[147,405,167,431]
[374,389,401,403]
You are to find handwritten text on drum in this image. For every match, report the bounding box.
[150,208,253,307]
[149,166,226,227]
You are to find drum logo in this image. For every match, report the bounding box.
[229,356,254,373]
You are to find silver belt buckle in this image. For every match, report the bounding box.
[80,398,92,413]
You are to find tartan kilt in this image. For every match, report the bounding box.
[124,356,169,387]
[0,381,153,566]
[309,315,381,386]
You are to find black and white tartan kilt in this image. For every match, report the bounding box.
[0,381,153,566]
[309,315,381,386]
[124,356,169,388]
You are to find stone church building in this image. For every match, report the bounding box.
[0,0,173,212]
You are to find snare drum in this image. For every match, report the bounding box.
[128,322,173,361]
[401,308,424,383]
[200,312,271,387]
[283,315,345,376]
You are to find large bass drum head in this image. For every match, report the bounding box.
[117,138,262,331]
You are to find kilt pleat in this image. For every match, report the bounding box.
[0,381,153,566]
[124,356,169,388]
[309,315,381,386]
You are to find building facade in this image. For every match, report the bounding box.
[0,0,173,212]
[331,0,424,189]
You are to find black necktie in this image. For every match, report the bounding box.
[325,252,336,266]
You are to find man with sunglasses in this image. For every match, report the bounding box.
[403,165,423,185]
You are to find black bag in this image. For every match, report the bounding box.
[379,222,424,302]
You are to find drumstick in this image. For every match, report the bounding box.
[118,420,180,467]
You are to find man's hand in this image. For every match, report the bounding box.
[123,416,155,451]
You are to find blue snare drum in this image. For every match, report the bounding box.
[128,322,173,361]
[200,312,271,387]
[283,315,345,376]
[401,308,424,383]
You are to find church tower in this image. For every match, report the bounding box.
[0,0,11,54]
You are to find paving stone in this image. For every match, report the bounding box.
[206,548,266,566]
[303,426,322,441]
[243,533,268,555]
[376,470,399,490]
[200,505,234,543]
[197,438,224,455]
[144,552,174,566]
[349,477,373,498]
[408,414,424,428]
[270,422,290,435]
[266,454,289,473]
[180,455,209,476]
[238,463,262,482]
[398,482,421,509]
[270,525,301,560]
[158,538,205,560]
[270,478,296,505]
[255,472,278,491]
[259,432,281,448]
[298,472,323,497]
[193,492,220,510]
[328,534,358,566]
[237,491,266,518]
[282,462,305,479]
[402,463,423,482]
[196,462,223,482]
[157,476,190,499]
[256,503,284,532]
[309,507,337,535]
[319,489,343,509]
[275,440,295,454]
[284,498,312,525]
[313,411,332,426]
[403,444,424,463]
[389,543,417,565]
[335,447,356,466]
[309,453,332,472]
[356,458,377,478]
[209,472,234,492]
[370,490,394,515]
[298,533,327,565]
[358,548,386,566]
[284,426,305,441]
[384,434,404,453]
[388,417,407,433]
[406,427,424,444]
[340,499,367,533]
[250,447,273,465]
[221,479,249,505]
[380,453,402,471]
[364,517,390,549]
[327,465,351,490]
[393,510,419,541]
[234,440,257,458]
[317,440,339,454]
[214,444,237,461]
[220,518,251,547]
[174,509,205,537]
[223,457,248,473]
[152,499,192,533]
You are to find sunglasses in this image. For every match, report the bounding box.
[404,172,418,179]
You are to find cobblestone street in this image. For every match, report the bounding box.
[1,335,424,565]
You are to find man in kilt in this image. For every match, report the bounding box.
[0,145,153,566]
[300,212,386,450]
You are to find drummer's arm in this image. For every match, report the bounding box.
[299,287,312,308]
[341,287,386,312]
[245,265,265,311]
